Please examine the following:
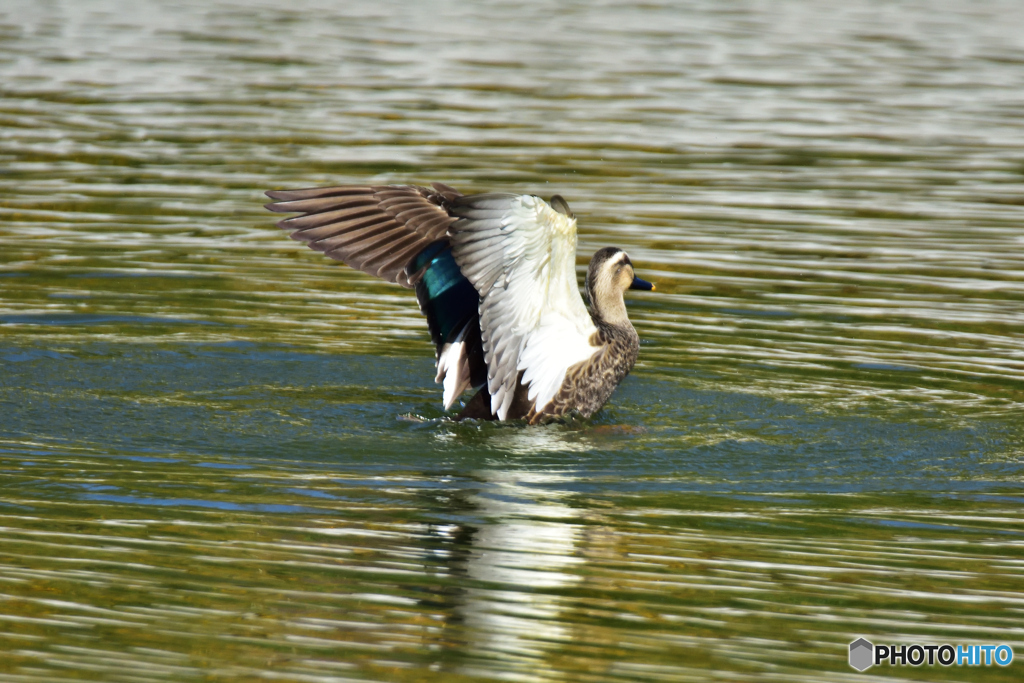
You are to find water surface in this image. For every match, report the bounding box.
[1,0,1023,680]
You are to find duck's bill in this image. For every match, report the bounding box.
[630,276,655,291]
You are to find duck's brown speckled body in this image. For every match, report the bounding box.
[543,324,640,421]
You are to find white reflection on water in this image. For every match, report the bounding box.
[457,466,584,681]
[498,425,594,457]
[450,426,590,677]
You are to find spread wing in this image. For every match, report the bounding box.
[449,194,600,420]
[266,182,484,411]
[265,183,461,288]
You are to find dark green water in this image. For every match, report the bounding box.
[1,0,1023,681]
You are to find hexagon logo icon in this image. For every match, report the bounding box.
[849,638,874,671]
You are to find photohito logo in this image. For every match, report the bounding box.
[849,638,1013,671]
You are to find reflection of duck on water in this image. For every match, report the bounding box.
[265,183,654,423]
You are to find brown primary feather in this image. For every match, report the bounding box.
[265,183,462,288]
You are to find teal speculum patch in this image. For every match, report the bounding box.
[413,243,479,346]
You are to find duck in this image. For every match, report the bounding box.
[264,182,654,424]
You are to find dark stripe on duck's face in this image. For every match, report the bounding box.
[611,253,655,291]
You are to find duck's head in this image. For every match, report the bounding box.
[585,246,654,326]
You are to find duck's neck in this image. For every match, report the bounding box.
[591,294,639,367]
[589,288,637,344]
[592,292,629,328]
[586,271,632,329]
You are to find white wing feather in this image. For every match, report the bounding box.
[450,194,599,419]
[435,323,471,410]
